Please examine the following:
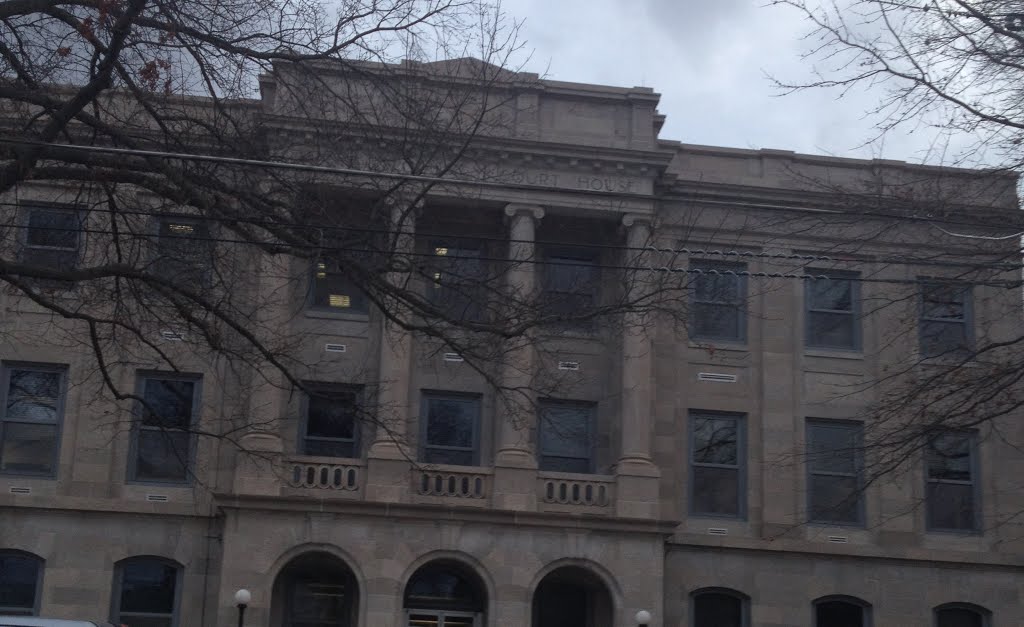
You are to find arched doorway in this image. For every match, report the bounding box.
[271,551,359,627]
[532,566,613,627]
[403,560,486,627]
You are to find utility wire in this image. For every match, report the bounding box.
[4,223,1019,287]
[4,137,1022,236]
[1,202,1018,271]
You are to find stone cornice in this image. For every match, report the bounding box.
[214,492,680,536]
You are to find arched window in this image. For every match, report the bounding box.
[814,595,871,627]
[935,603,991,627]
[404,561,485,627]
[532,565,614,627]
[0,551,43,615]
[112,557,181,627]
[271,551,358,627]
[692,588,748,627]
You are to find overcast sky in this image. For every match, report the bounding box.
[500,0,961,165]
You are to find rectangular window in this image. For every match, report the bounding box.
[155,217,212,287]
[21,205,82,276]
[926,432,979,532]
[311,259,369,313]
[540,250,599,331]
[690,260,747,342]
[130,375,200,484]
[538,401,594,473]
[806,272,860,350]
[420,392,480,466]
[806,420,864,525]
[690,412,745,517]
[0,365,66,476]
[427,241,485,322]
[920,282,972,357]
[301,385,361,458]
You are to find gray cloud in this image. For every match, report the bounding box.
[500,0,970,165]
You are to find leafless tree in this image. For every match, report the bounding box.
[769,0,1024,533]
[0,0,714,485]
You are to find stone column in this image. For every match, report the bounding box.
[495,203,545,467]
[233,251,289,496]
[616,214,661,518]
[366,196,418,502]
[493,204,544,510]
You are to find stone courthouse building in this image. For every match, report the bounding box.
[1,60,1022,627]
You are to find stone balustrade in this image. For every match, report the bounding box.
[413,467,491,500]
[538,472,614,508]
[286,457,362,492]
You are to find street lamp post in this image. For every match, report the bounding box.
[635,609,652,627]
[234,589,251,627]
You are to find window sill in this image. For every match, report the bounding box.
[925,527,983,537]
[414,462,493,474]
[304,308,371,322]
[288,454,364,465]
[0,470,57,479]
[804,349,864,360]
[688,341,749,353]
[687,512,747,521]
[537,470,614,481]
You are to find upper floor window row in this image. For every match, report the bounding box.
[16,205,214,290]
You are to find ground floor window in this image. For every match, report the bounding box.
[0,551,42,615]
[404,561,484,627]
[112,557,181,627]
[272,552,358,627]
[532,566,613,627]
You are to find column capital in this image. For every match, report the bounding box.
[504,203,545,221]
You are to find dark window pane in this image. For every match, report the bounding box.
[0,554,40,612]
[539,456,591,474]
[540,406,591,459]
[0,422,57,474]
[119,560,177,614]
[692,417,738,465]
[809,279,852,311]
[693,270,741,302]
[405,565,480,611]
[810,474,861,524]
[135,430,190,482]
[691,303,743,340]
[808,424,859,474]
[156,219,212,286]
[425,398,476,448]
[421,448,474,466]
[923,285,966,320]
[536,582,588,627]
[142,380,195,430]
[936,608,984,627]
[27,208,78,249]
[693,592,743,627]
[5,370,61,423]
[927,482,976,531]
[541,254,598,330]
[302,439,356,458]
[808,311,855,348]
[692,466,739,516]
[306,392,357,441]
[312,260,369,313]
[921,321,968,357]
[290,581,348,627]
[118,616,173,627]
[927,435,972,481]
[815,601,864,627]
[428,245,484,322]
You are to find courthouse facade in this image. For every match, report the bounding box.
[1,61,1022,627]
